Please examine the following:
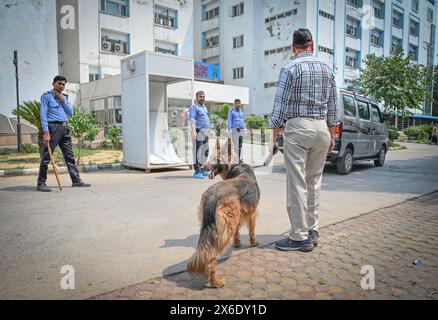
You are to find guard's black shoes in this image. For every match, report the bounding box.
[36,184,52,192]
[72,181,91,187]
[309,230,320,246]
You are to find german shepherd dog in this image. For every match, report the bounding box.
[187,138,260,288]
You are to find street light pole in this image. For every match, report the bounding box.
[13,50,22,153]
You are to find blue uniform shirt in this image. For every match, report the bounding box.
[40,90,74,132]
[228,107,246,129]
[188,102,212,129]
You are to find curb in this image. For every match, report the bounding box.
[0,163,122,177]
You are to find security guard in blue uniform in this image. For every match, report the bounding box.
[36,75,91,192]
[228,98,247,163]
[189,91,212,179]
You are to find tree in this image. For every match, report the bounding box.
[358,49,431,116]
[211,104,231,136]
[245,115,269,143]
[68,109,99,164]
[12,100,44,157]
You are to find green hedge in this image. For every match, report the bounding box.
[245,115,268,129]
[403,126,428,141]
[388,128,399,142]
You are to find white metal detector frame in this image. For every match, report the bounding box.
[121,51,194,171]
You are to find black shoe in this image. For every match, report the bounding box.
[72,181,91,187]
[36,184,52,192]
[309,230,320,246]
[275,237,314,252]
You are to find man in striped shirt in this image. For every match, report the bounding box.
[269,28,338,252]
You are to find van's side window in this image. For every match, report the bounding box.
[343,95,356,117]
[357,101,370,120]
[371,105,382,123]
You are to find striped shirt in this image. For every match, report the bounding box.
[269,51,338,128]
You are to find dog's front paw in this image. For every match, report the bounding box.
[210,278,225,288]
[233,241,241,248]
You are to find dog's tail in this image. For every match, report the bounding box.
[187,196,226,276]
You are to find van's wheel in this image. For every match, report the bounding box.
[374,146,386,167]
[337,148,353,175]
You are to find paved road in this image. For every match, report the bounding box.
[93,192,438,300]
[0,142,437,299]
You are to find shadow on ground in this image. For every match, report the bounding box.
[161,234,285,289]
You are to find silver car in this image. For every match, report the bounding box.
[277,88,390,175]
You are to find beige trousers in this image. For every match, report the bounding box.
[284,118,331,241]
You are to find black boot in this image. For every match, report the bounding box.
[36,184,52,192]
[72,180,91,187]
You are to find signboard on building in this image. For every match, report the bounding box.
[194,61,220,81]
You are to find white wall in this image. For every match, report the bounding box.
[0,0,59,117]
[75,0,193,84]
[79,74,249,108]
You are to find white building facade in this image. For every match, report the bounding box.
[57,0,194,83]
[0,0,59,117]
[194,0,438,115]
[0,0,194,117]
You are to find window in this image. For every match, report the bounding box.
[230,2,244,17]
[343,95,357,117]
[155,41,178,55]
[410,20,419,37]
[391,36,402,53]
[319,10,334,20]
[101,29,130,54]
[264,45,290,56]
[318,46,334,55]
[100,0,128,17]
[205,7,219,20]
[409,44,418,60]
[345,48,360,68]
[347,0,362,7]
[427,8,434,22]
[412,0,419,12]
[233,67,244,79]
[154,6,178,28]
[357,101,370,120]
[371,105,382,123]
[346,16,361,38]
[264,81,278,88]
[371,29,383,47]
[265,9,297,23]
[233,35,244,48]
[372,1,384,18]
[89,66,101,82]
[206,35,219,48]
[393,10,403,28]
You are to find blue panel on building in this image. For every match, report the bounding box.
[194,61,220,80]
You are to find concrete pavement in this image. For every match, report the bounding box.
[0,142,437,299]
[92,192,438,300]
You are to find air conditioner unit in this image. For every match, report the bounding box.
[114,42,124,54]
[101,40,112,52]
[163,18,170,26]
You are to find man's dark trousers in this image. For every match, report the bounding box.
[194,128,209,172]
[237,129,243,161]
[37,122,81,185]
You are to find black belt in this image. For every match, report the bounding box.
[48,121,68,125]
